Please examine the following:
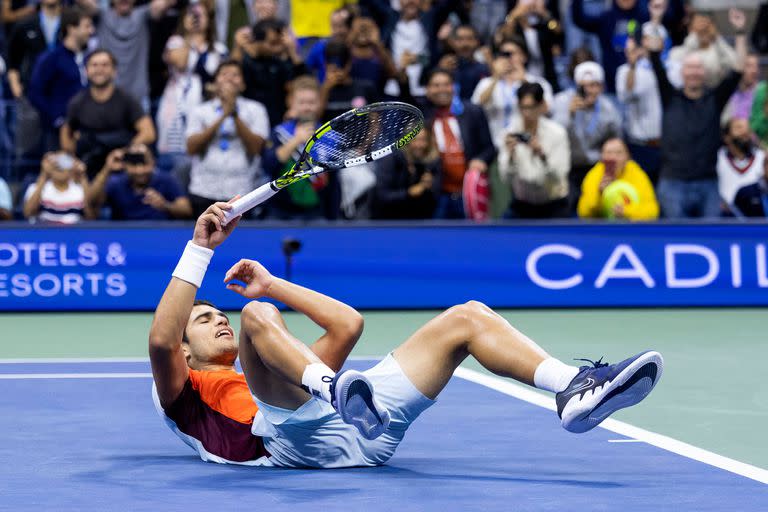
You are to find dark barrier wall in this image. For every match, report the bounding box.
[1,222,767,311]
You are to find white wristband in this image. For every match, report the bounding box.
[172,241,214,288]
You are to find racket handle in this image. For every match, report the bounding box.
[223,182,279,225]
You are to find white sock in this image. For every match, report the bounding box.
[533,358,579,394]
[301,363,336,403]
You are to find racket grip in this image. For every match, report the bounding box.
[223,182,279,225]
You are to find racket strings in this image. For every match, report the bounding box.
[309,107,422,167]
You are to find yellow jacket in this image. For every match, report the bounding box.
[577,160,660,220]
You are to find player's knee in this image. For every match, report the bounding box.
[241,301,281,331]
[444,300,488,329]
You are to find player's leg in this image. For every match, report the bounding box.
[239,301,390,439]
[392,301,663,433]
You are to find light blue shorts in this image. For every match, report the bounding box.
[250,354,435,468]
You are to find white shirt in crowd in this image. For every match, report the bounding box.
[616,58,662,143]
[186,97,270,200]
[496,115,571,204]
[471,75,553,148]
[24,181,86,224]
[385,18,428,97]
[716,147,765,208]
[0,177,11,212]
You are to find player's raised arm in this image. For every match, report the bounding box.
[224,260,363,372]
[149,200,240,408]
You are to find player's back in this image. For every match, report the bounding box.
[152,368,270,465]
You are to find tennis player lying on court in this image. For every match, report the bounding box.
[149,201,663,467]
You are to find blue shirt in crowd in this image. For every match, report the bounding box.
[28,44,86,129]
[106,172,184,220]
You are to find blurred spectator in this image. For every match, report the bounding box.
[436,24,489,100]
[305,5,354,83]
[716,119,765,215]
[616,37,662,183]
[561,45,595,91]
[733,159,768,218]
[667,10,737,89]
[641,0,672,61]
[185,60,269,217]
[156,2,227,174]
[321,40,377,121]
[722,54,762,125]
[348,16,398,94]
[23,152,93,223]
[7,0,62,173]
[88,144,193,220]
[647,9,748,219]
[359,0,468,98]
[551,61,621,210]
[470,0,506,44]
[752,80,768,149]
[571,0,650,93]
[61,49,156,177]
[234,18,307,127]
[1,0,36,32]
[0,176,11,220]
[497,81,570,219]
[471,37,553,147]
[28,7,94,152]
[372,126,439,220]
[577,137,659,220]
[423,68,495,219]
[262,76,340,220]
[752,1,768,55]
[493,0,563,91]
[96,0,175,110]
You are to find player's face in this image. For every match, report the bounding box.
[184,305,238,367]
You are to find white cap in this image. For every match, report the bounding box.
[574,61,605,84]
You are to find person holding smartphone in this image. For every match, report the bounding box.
[551,60,622,212]
[87,144,193,220]
[23,152,94,223]
[497,82,570,219]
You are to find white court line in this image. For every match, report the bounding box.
[0,373,152,379]
[3,358,766,484]
[454,367,768,486]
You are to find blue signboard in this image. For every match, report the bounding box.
[1,223,767,310]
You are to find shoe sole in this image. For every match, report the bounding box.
[563,351,664,433]
[334,370,390,440]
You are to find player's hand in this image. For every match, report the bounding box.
[224,259,275,298]
[192,196,241,250]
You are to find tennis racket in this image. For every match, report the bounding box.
[223,101,424,224]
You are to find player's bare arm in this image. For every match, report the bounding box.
[148,200,240,408]
[225,259,364,372]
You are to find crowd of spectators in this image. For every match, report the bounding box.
[0,0,767,224]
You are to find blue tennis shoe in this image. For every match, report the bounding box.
[331,370,391,440]
[556,351,663,433]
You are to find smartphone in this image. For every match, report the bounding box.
[512,133,531,144]
[577,85,587,98]
[123,152,147,165]
[56,154,74,171]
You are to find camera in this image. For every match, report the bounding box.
[577,85,587,98]
[511,133,531,144]
[123,152,147,165]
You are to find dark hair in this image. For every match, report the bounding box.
[424,67,454,86]
[332,5,356,30]
[60,7,89,40]
[452,24,478,39]
[177,3,217,48]
[495,36,528,58]
[85,48,118,66]
[214,58,243,79]
[252,18,286,41]
[517,82,544,104]
[182,300,220,344]
[324,40,351,67]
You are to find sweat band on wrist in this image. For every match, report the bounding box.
[172,241,214,288]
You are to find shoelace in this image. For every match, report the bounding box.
[574,357,609,369]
